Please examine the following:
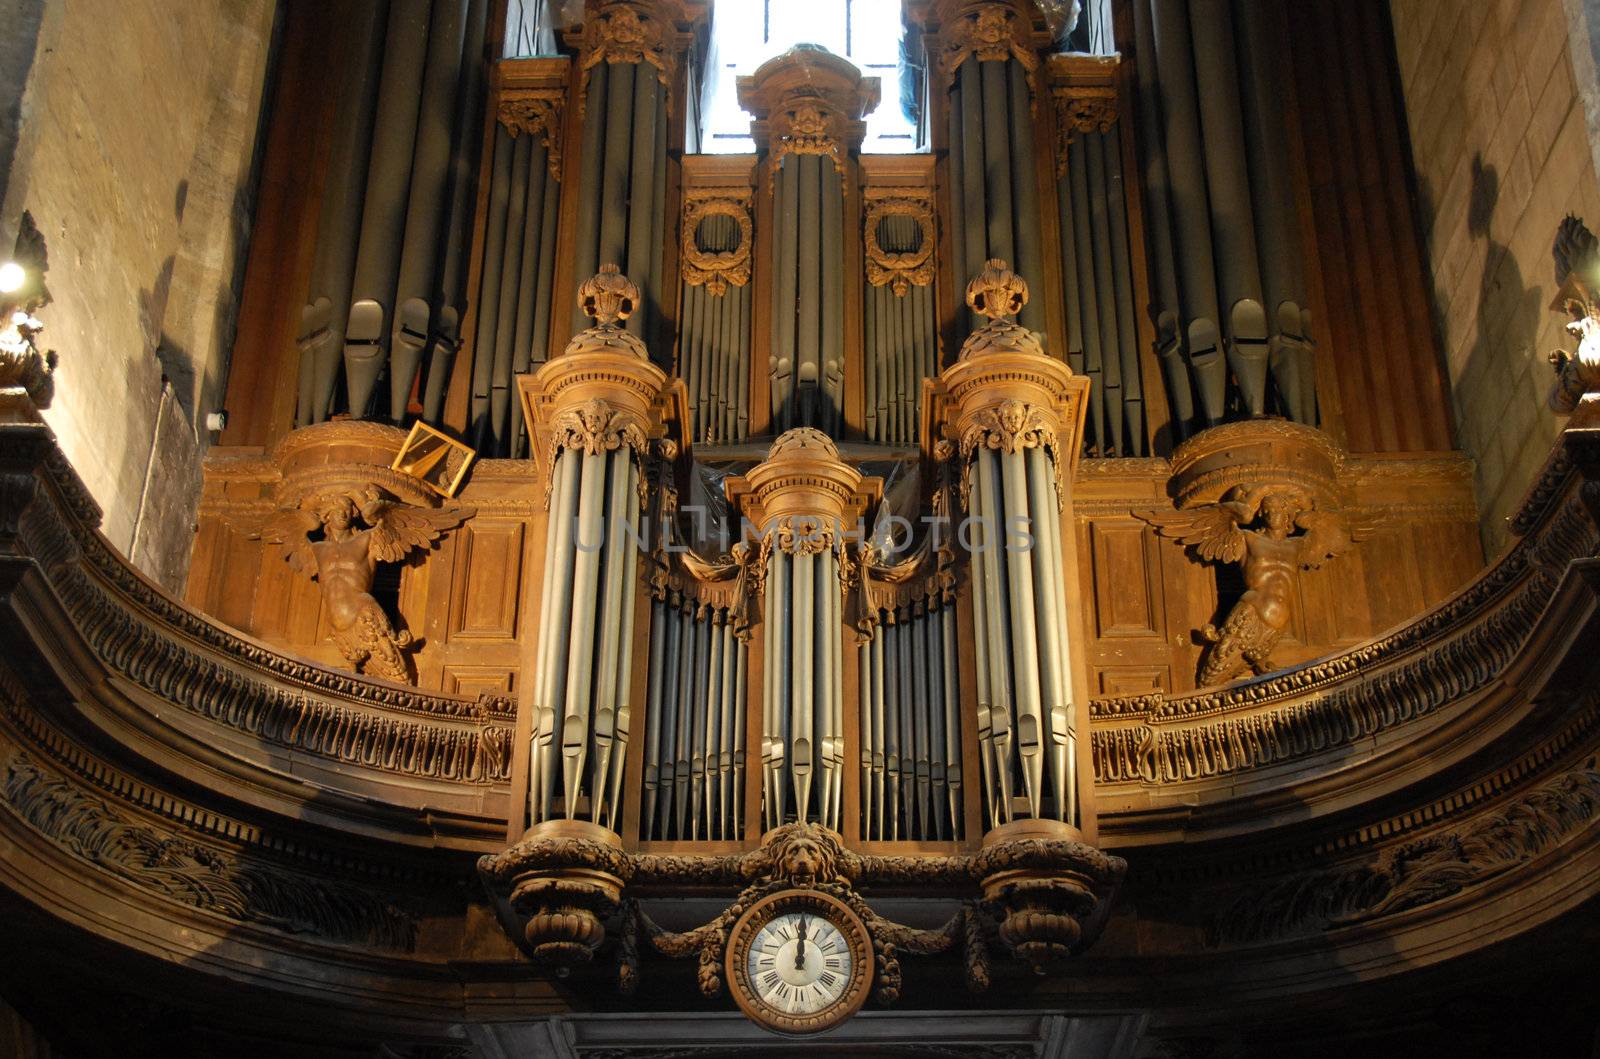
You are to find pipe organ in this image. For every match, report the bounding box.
[193,0,1486,1020]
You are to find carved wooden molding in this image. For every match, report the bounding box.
[480,820,1125,998]
[493,57,570,179]
[1047,53,1119,179]
[680,188,753,295]
[519,267,688,508]
[0,737,419,951]
[863,190,936,296]
[738,46,880,177]
[927,0,1043,93]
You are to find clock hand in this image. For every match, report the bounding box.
[795,915,808,970]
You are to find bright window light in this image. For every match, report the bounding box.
[701,0,919,154]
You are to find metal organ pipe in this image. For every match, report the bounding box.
[1123,0,1319,431]
[522,267,663,837]
[345,0,431,419]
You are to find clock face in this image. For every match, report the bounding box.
[725,890,872,1034]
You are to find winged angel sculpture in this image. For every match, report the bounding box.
[258,487,472,683]
[1138,487,1371,686]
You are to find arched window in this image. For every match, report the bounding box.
[699,0,919,153]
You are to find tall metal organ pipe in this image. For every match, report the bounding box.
[943,262,1085,829]
[295,0,493,429]
[1131,0,1317,432]
[726,429,880,833]
[566,6,678,360]
[938,3,1047,336]
[520,267,666,834]
[738,46,879,434]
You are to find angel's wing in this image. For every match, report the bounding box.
[368,503,475,563]
[1135,504,1250,565]
[255,508,322,577]
[1295,509,1375,569]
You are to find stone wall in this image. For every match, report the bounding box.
[0,0,277,591]
[1391,0,1600,556]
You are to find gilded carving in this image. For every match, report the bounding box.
[580,1,674,91]
[1139,486,1371,686]
[1051,86,1117,178]
[680,189,753,295]
[497,90,564,179]
[769,100,848,175]
[863,191,936,296]
[933,1,1041,91]
[257,486,472,684]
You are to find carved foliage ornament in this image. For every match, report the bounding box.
[497,90,565,179]
[544,397,650,506]
[1051,86,1117,178]
[958,399,1068,511]
[935,2,1041,91]
[864,193,937,296]
[770,99,848,176]
[0,745,418,951]
[580,1,674,91]
[680,189,753,295]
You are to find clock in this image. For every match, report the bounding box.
[725,889,873,1034]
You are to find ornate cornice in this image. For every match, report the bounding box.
[680,188,753,295]
[737,46,880,176]
[0,737,419,951]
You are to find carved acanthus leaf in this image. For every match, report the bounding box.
[935,2,1040,91]
[498,90,565,178]
[769,100,848,176]
[1051,86,1118,178]
[580,2,673,92]
[544,398,650,507]
[958,399,1067,511]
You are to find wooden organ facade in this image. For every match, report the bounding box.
[2,0,1598,1055]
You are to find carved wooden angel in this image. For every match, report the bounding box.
[257,486,472,683]
[1138,486,1371,686]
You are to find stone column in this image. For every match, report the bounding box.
[726,429,881,832]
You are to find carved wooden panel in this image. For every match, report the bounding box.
[442,665,517,697]
[1097,666,1168,697]
[447,521,525,641]
[1088,520,1164,639]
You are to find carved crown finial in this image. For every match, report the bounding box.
[579,264,638,328]
[766,426,841,461]
[966,259,1028,321]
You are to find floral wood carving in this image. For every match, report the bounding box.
[544,397,651,507]
[680,189,753,295]
[1138,486,1372,686]
[257,486,473,683]
[864,192,936,296]
[958,398,1067,511]
[1051,86,1117,178]
[771,101,847,175]
[1209,753,1600,945]
[0,746,418,951]
[498,89,564,178]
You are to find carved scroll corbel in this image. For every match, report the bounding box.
[1549,215,1600,427]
